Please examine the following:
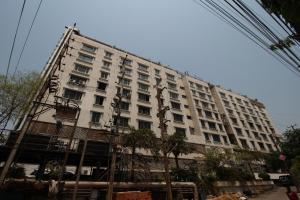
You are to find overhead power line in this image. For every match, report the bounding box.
[4,0,27,84]
[13,0,43,77]
[192,0,300,77]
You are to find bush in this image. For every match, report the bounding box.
[7,165,26,178]
[258,172,270,180]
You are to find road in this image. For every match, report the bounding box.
[249,186,291,200]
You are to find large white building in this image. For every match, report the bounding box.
[22,27,281,162]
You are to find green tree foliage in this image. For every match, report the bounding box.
[281,128,300,166]
[264,151,285,172]
[171,161,200,183]
[290,156,300,190]
[167,131,194,169]
[0,71,40,129]
[122,127,158,182]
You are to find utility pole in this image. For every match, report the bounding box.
[106,55,129,200]
[155,78,173,200]
[72,124,90,200]
[0,26,74,185]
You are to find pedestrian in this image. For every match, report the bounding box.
[286,187,299,200]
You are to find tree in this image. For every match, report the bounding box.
[122,127,158,182]
[281,128,300,165]
[0,71,40,130]
[290,156,300,191]
[167,131,193,169]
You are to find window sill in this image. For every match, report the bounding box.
[76,58,93,65]
[137,99,150,104]
[71,70,90,77]
[101,66,110,71]
[138,89,150,94]
[93,104,104,108]
[96,89,106,94]
[174,120,184,124]
[80,48,96,55]
[138,113,152,118]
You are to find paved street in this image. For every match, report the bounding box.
[249,187,292,200]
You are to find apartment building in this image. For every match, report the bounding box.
[24,27,281,158]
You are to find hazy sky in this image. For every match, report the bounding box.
[1,0,299,132]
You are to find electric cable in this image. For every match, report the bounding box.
[12,0,43,77]
[4,0,27,84]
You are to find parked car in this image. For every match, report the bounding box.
[278,175,294,186]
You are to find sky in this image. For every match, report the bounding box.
[0,0,299,132]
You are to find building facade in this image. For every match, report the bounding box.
[24,27,281,159]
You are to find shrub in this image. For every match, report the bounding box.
[7,165,26,178]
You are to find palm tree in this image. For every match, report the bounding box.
[167,132,193,169]
[122,127,158,182]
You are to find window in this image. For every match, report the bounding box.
[235,128,243,136]
[173,113,183,122]
[187,115,192,120]
[214,113,219,120]
[168,82,177,90]
[196,84,203,91]
[169,92,178,100]
[102,60,111,69]
[117,88,131,98]
[182,95,186,99]
[121,67,132,76]
[205,111,213,119]
[231,117,238,125]
[189,81,194,88]
[120,57,132,66]
[100,71,109,80]
[223,136,229,144]
[194,99,199,106]
[120,102,130,111]
[218,124,224,131]
[189,127,195,135]
[138,83,149,92]
[138,105,151,115]
[82,43,97,53]
[197,109,202,117]
[201,120,206,129]
[219,92,226,98]
[204,132,210,141]
[208,122,216,130]
[166,73,175,81]
[78,53,94,63]
[258,142,265,150]
[184,105,189,109]
[95,95,104,106]
[155,78,161,85]
[202,101,209,109]
[91,111,101,123]
[114,117,129,127]
[212,134,221,143]
[171,102,181,110]
[69,75,87,86]
[119,78,131,86]
[138,63,148,72]
[138,73,149,81]
[138,120,151,129]
[155,69,160,75]
[74,63,90,74]
[63,89,83,100]
[97,82,108,91]
[104,51,113,59]
[198,92,206,99]
[138,93,150,102]
[175,127,185,135]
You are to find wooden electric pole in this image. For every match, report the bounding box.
[155,78,173,200]
[107,55,129,200]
